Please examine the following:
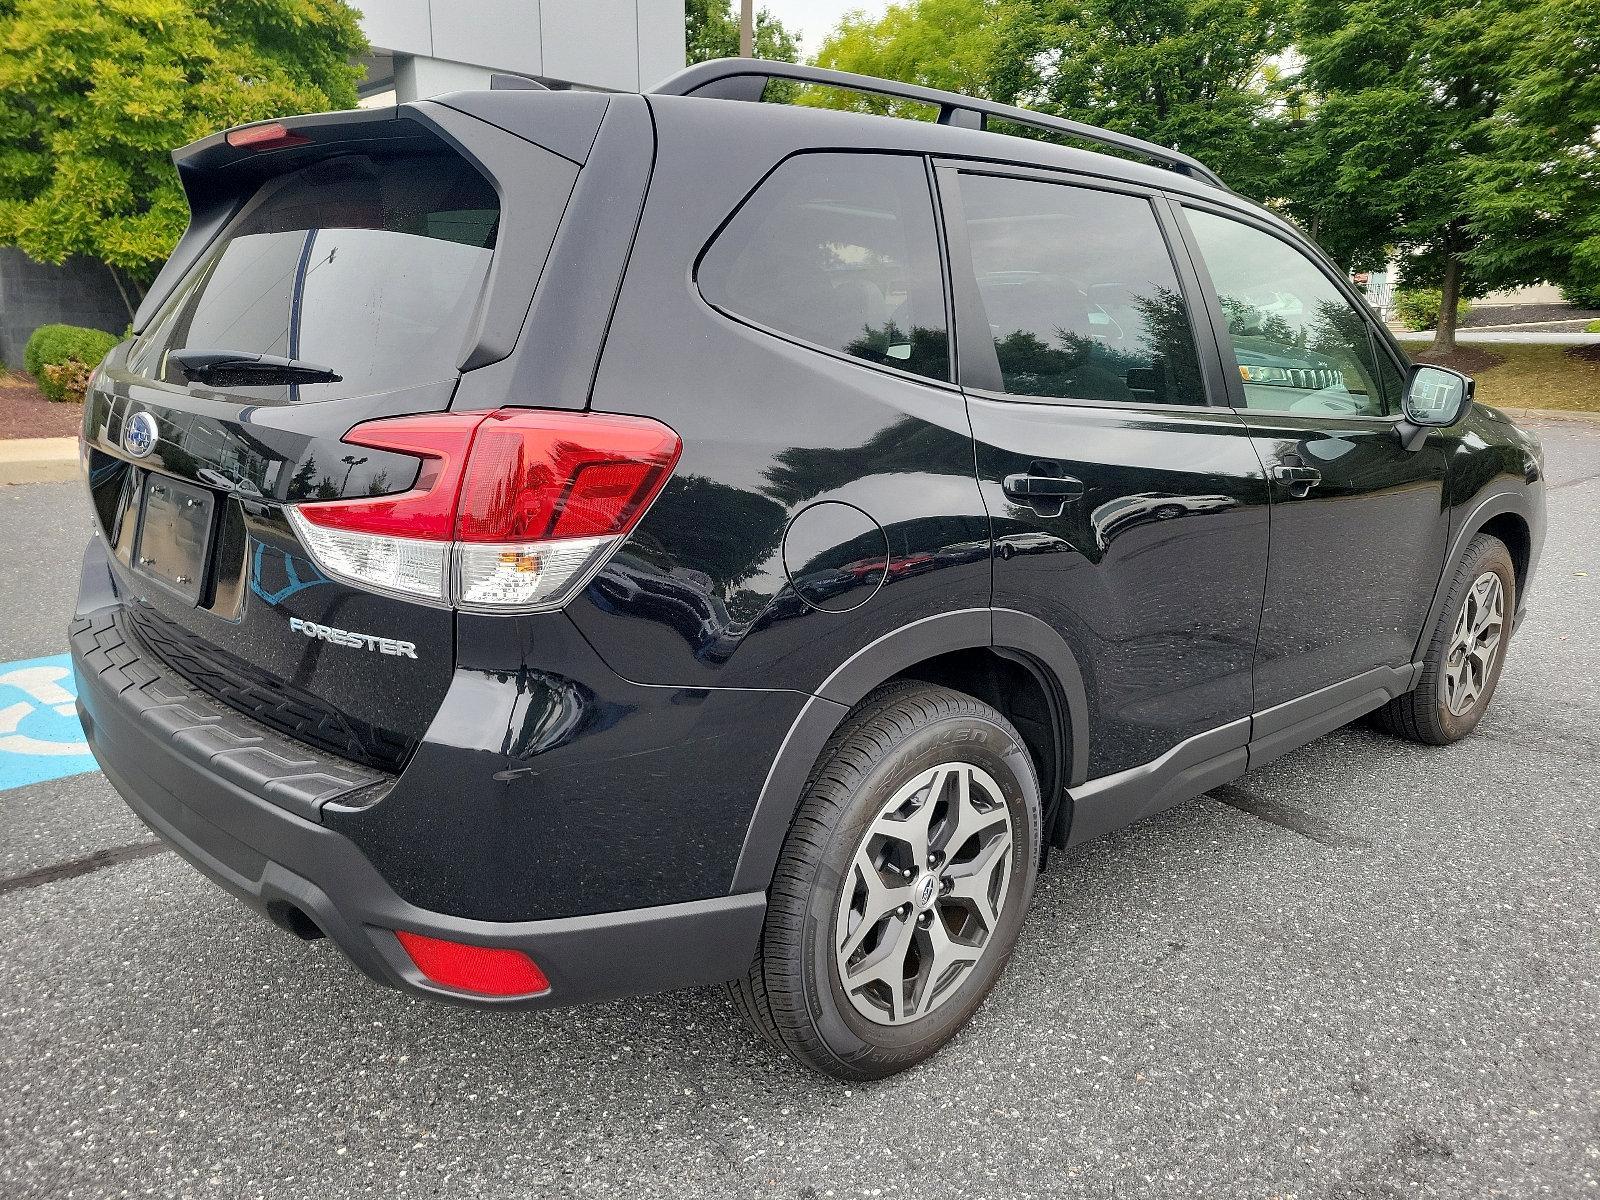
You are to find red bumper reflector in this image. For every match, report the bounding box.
[394,930,550,997]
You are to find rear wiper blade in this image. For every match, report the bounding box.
[169,349,342,388]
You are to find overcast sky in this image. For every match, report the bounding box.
[761,0,891,56]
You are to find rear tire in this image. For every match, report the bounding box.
[1372,533,1515,745]
[729,680,1041,1081]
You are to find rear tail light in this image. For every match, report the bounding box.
[394,930,550,997]
[286,409,680,612]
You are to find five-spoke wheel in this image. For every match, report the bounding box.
[834,762,1014,1025]
[1443,571,1504,717]
[729,681,1040,1080]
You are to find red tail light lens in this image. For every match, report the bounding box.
[291,412,483,540]
[287,409,681,611]
[455,410,682,542]
[395,930,550,997]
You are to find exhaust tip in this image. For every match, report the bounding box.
[266,901,325,942]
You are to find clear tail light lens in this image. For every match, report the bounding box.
[289,409,681,612]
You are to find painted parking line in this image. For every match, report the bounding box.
[0,653,99,793]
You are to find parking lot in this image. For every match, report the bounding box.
[1,415,1595,1199]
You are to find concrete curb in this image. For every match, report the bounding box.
[1501,407,1600,425]
[0,437,78,485]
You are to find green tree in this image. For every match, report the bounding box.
[810,0,1014,115]
[686,0,801,64]
[1462,0,1600,313]
[1284,0,1600,352]
[0,0,366,316]
[807,0,1293,199]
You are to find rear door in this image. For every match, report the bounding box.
[939,164,1271,782]
[81,108,583,771]
[1172,202,1450,715]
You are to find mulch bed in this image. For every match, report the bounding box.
[1460,302,1600,329]
[0,371,82,439]
[1565,343,1600,364]
[1410,346,1507,373]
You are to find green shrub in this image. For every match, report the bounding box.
[23,324,119,401]
[1560,282,1600,310]
[1393,289,1472,332]
[1587,319,1600,334]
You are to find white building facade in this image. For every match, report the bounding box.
[357,0,687,102]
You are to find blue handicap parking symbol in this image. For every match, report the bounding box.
[0,653,100,793]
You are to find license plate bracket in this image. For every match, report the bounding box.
[133,475,215,606]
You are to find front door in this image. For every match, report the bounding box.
[940,165,1271,781]
[1176,203,1451,712]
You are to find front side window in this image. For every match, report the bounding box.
[129,153,502,404]
[955,174,1206,405]
[1186,209,1388,417]
[698,153,950,382]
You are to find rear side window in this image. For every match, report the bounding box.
[698,153,950,382]
[955,173,1207,405]
[129,154,501,403]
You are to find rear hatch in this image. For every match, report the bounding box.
[81,100,595,772]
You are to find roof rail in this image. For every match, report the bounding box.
[650,59,1227,191]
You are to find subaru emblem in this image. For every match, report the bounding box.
[123,411,158,459]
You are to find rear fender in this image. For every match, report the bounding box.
[729,608,1089,892]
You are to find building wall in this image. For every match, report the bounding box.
[0,249,128,370]
[360,0,686,98]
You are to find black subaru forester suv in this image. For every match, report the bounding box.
[71,61,1545,1080]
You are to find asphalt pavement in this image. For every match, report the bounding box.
[1,417,1596,1199]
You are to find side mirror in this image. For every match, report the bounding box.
[1398,364,1474,450]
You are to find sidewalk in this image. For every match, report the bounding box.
[1394,330,1600,345]
[0,437,77,485]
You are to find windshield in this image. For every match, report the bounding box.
[129,153,500,404]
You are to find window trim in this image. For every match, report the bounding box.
[1171,197,1408,423]
[932,158,1227,411]
[690,148,960,392]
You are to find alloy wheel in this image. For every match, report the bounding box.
[1443,571,1505,717]
[833,762,1014,1025]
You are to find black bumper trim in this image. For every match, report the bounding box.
[72,542,767,1008]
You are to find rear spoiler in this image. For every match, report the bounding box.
[136,92,610,371]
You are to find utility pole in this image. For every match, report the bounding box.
[740,0,754,57]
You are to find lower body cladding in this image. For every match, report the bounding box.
[70,538,791,1008]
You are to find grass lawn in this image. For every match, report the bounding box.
[1396,340,1600,413]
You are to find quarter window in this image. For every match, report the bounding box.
[1186,209,1388,417]
[955,174,1207,405]
[698,154,950,382]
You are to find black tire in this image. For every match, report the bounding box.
[1371,533,1516,745]
[728,680,1041,1081]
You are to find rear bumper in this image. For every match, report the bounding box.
[72,537,766,1009]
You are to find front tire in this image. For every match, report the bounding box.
[731,681,1041,1081]
[1372,533,1516,745]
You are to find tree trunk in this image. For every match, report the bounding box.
[1433,251,1461,354]
[106,263,137,325]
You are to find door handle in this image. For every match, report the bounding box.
[1271,463,1322,497]
[1002,472,1085,501]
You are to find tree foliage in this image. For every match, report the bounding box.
[685,0,800,64]
[1462,0,1600,307]
[1282,0,1600,348]
[0,0,366,288]
[808,0,1294,199]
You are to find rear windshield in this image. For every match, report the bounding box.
[129,154,500,403]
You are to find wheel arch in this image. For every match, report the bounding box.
[1416,491,1535,661]
[729,608,1090,892]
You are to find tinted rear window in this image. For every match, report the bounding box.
[129,154,500,403]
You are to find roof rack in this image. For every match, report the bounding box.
[650,59,1227,191]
